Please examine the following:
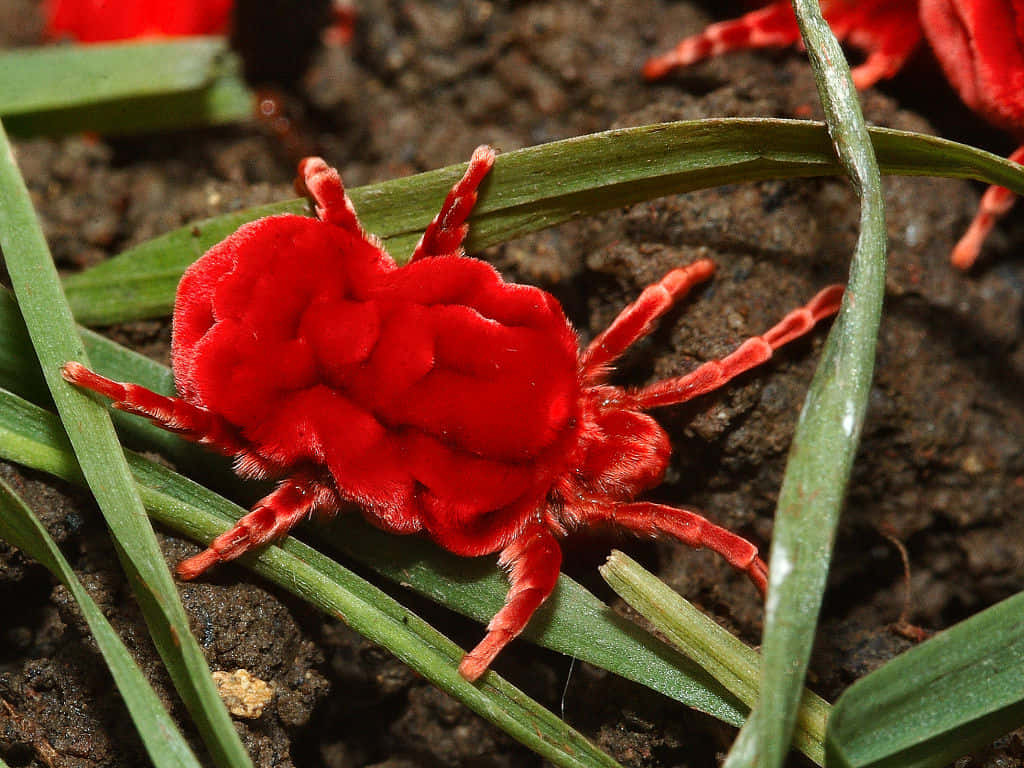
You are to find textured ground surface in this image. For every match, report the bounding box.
[1,1,1023,766]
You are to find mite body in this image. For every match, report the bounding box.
[64,146,842,679]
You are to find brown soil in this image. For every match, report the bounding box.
[2,1,1023,767]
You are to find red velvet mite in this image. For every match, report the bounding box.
[63,146,843,680]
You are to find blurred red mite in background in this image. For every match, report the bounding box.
[44,0,234,42]
[645,0,1024,270]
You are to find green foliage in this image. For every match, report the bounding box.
[0,477,204,768]
[0,39,252,136]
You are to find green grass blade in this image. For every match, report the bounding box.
[724,3,889,768]
[0,384,747,730]
[60,119,1024,325]
[0,39,253,136]
[0,477,203,768]
[599,551,829,765]
[0,119,252,768]
[827,590,1024,768]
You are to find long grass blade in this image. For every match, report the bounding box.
[60,119,1024,325]
[724,3,889,767]
[826,590,1024,768]
[0,119,252,768]
[0,39,252,136]
[0,477,203,768]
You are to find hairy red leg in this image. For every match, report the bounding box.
[62,362,249,456]
[177,474,338,579]
[951,145,1024,270]
[598,502,767,593]
[626,284,843,411]
[409,145,496,262]
[643,2,801,81]
[458,524,562,681]
[295,156,364,234]
[581,259,716,382]
[644,0,920,87]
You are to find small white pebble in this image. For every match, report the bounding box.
[212,669,274,719]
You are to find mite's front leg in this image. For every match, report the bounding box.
[459,523,562,681]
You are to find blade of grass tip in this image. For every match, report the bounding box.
[721,3,888,768]
[826,589,1024,768]
[0,383,748,731]
[0,389,624,768]
[0,120,252,768]
[0,39,253,137]
[0,477,203,768]
[599,550,829,765]
[59,119,1024,326]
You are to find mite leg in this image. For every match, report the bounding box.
[177,474,337,579]
[409,145,495,262]
[459,524,562,681]
[951,145,1024,270]
[62,362,249,456]
[626,284,843,411]
[643,1,800,81]
[580,259,715,382]
[295,156,369,237]
[599,501,767,593]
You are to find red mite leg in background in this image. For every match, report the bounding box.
[642,0,922,90]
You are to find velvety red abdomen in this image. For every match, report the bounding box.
[172,215,581,549]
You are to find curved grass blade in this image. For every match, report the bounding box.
[0,119,252,768]
[0,39,252,137]
[0,477,203,768]
[0,387,733,767]
[599,551,829,765]
[61,119,1024,325]
[827,590,1024,768]
[725,3,889,767]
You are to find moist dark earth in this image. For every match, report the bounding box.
[2,1,1024,766]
